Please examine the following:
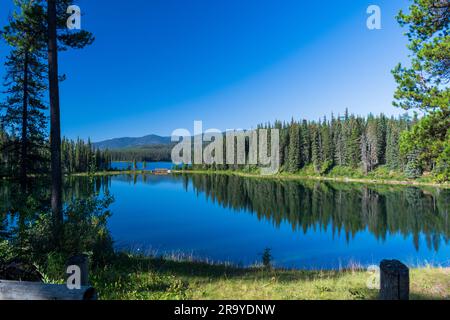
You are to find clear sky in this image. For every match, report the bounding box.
[0,0,411,141]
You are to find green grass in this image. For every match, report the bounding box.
[90,254,450,300]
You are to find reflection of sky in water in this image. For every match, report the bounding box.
[104,174,450,270]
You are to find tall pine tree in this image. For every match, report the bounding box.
[1,0,48,189]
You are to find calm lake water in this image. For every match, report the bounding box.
[88,172,449,269]
[1,170,449,269]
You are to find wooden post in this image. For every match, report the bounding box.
[379,259,409,300]
[66,254,89,286]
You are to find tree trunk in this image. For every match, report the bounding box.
[47,0,63,246]
[20,51,29,191]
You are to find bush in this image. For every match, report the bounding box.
[18,193,115,275]
[63,194,115,266]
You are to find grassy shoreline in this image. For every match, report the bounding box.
[91,254,450,300]
[177,170,450,188]
[72,169,450,188]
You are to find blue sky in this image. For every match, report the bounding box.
[0,0,411,141]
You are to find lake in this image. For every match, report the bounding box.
[84,172,449,269]
[1,171,449,269]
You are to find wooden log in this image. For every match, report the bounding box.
[379,259,409,300]
[66,254,89,286]
[0,280,97,300]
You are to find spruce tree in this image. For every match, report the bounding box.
[386,118,401,170]
[361,117,378,174]
[311,125,321,172]
[300,120,311,167]
[1,0,48,189]
[287,122,300,172]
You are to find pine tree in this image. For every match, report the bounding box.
[386,118,402,170]
[404,148,422,179]
[1,0,48,189]
[334,117,345,166]
[376,115,387,165]
[346,117,362,168]
[287,122,300,172]
[393,0,449,179]
[321,117,333,169]
[361,117,378,174]
[42,0,95,242]
[311,125,321,172]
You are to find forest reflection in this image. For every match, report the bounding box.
[180,174,449,252]
[1,173,449,254]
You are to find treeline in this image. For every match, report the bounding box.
[274,111,413,175]
[109,144,174,162]
[0,129,112,177]
[61,138,112,174]
[191,111,424,177]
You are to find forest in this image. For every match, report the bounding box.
[184,110,448,183]
[0,133,112,177]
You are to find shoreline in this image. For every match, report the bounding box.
[71,169,450,188]
[176,170,450,188]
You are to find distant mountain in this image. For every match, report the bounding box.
[94,134,172,150]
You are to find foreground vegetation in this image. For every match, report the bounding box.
[2,228,449,300]
[90,254,449,300]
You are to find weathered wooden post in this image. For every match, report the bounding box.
[379,259,409,300]
[66,254,89,286]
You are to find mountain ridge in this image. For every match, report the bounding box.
[94,134,172,150]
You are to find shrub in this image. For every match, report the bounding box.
[261,248,273,269]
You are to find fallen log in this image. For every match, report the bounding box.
[0,280,97,300]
